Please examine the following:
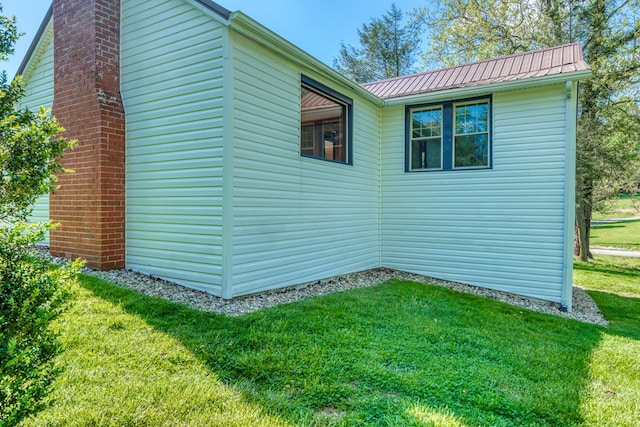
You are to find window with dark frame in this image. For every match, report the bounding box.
[300,76,352,164]
[409,106,443,170]
[453,101,490,168]
[407,97,491,172]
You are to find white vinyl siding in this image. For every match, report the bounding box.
[20,24,54,242]
[381,84,568,303]
[121,0,226,295]
[14,4,578,307]
[229,33,380,297]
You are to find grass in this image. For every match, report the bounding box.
[573,256,640,426]
[574,256,640,297]
[19,260,640,427]
[592,193,640,220]
[590,219,640,251]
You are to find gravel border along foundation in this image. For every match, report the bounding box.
[35,246,608,325]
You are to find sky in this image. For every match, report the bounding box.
[1,0,426,78]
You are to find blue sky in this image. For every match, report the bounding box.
[1,0,426,78]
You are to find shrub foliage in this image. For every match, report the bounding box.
[0,6,76,424]
[0,224,80,426]
[0,73,73,224]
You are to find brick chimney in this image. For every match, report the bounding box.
[50,0,125,269]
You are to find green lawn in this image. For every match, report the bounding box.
[592,193,640,220]
[20,260,640,426]
[590,219,640,251]
[574,256,640,297]
[572,256,640,427]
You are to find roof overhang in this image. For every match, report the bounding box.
[15,1,231,79]
[228,12,384,107]
[15,4,52,78]
[194,0,230,19]
[16,1,592,110]
[382,69,592,106]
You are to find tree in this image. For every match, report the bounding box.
[415,0,640,261]
[571,0,640,260]
[333,4,424,83]
[417,0,547,69]
[0,5,78,425]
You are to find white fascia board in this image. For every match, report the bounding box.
[382,70,593,106]
[190,0,232,25]
[228,12,384,107]
[16,11,53,80]
[193,0,231,19]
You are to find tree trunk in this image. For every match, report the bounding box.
[574,197,592,261]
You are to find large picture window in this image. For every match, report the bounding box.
[407,97,491,172]
[300,75,352,164]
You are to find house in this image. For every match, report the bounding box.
[19,0,590,310]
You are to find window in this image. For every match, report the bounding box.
[300,75,352,164]
[407,97,491,172]
[409,107,442,170]
[454,101,490,168]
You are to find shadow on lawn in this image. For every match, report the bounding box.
[591,219,640,236]
[80,277,609,426]
[588,291,640,340]
[590,219,640,249]
[574,261,640,279]
[591,224,628,230]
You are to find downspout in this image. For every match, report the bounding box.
[120,0,128,271]
[378,104,383,268]
[561,80,578,311]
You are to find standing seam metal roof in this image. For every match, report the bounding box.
[361,43,590,99]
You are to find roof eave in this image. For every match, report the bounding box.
[382,68,593,106]
[194,0,231,19]
[229,12,384,107]
[16,1,230,80]
[15,4,52,78]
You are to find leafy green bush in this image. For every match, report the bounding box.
[0,6,76,425]
[0,74,73,225]
[0,222,80,426]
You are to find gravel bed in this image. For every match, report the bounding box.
[34,246,608,325]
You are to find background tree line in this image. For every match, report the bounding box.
[335,0,640,261]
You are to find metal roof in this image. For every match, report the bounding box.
[362,43,590,99]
